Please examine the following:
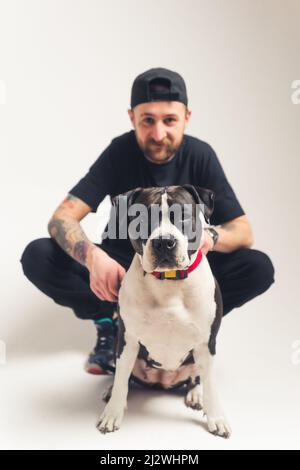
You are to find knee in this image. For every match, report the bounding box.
[244,249,275,292]
[20,237,53,279]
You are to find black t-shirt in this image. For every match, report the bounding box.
[69,129,245,260]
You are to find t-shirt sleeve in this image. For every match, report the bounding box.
[201,144,245,225]
[68,144,116,213]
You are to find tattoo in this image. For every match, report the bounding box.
[48,218,73,255]
[221,222,236,232]
[48,217,91,266]
[61,194,79,211]
[74,241,90,265]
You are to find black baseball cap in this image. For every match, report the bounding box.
[130,67,188,109]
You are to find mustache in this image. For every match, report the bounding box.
[148,140,170,146]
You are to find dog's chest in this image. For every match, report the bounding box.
[119,257,216,372]
[134,304,201,370]
[121,281,210,370]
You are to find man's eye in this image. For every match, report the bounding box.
[142,118,176,124]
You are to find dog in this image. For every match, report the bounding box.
[96,184,231,438]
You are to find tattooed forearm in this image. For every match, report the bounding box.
[61,194,78,211]
[47,218,73,255]
[212,218,253,253]
[73,240,90,266]
[220,222,238,232]
[48,217,93,267]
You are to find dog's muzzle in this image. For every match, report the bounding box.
[151,234,177,262]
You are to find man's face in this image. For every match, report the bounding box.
[128,101,192,164]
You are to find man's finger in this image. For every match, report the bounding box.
[91,283,105,301]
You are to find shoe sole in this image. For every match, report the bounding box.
[85,362,109,375]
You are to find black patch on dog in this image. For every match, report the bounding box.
[180,349,195,366]
[116,314,126,360]
[186,374,201,392]
[130,375,189,391]
[208,277,223,355]
[137,342,162,369]
[195,375,201,385]
[181,184,215,222]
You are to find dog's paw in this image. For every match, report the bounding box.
[184,384,203,411]
[96,403,126,434]
[206,415,232,439]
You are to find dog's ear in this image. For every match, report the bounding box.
[111,187,143,210]
[181,184,215,222]
[110,187,143,237]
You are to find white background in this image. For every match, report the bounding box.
[0,0,299,450]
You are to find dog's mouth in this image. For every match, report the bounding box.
[154,255,179,270]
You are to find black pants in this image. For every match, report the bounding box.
[20,237,275,320]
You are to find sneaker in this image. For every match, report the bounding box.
[85,317,118,375]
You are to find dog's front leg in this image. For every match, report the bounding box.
[193,344,232,438]
[96,334,139,434]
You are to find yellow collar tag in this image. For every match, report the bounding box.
[164,270,177,278]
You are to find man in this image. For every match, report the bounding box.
[20,67,275,375]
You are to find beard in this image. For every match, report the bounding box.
[137,135,183,164]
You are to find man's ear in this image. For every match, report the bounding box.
[181,184,215,222]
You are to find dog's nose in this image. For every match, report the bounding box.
[151,235,177,254]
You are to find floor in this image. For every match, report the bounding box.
[1,282,299,450]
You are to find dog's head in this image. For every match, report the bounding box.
[111,184,215,273]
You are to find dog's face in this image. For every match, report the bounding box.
[111,185,215,273]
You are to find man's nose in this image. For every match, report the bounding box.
[150,123,167,142]
[151,235,177,255]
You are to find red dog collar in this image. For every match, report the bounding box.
[146,248,203,280]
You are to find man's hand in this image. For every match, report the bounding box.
[47,194,126,302]
[200,215,254,254]
[201,229,215,255]
[86,246,126,302]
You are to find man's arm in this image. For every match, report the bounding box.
[47,193,98,269]
[48,193,126,302]
[210,215,254,254]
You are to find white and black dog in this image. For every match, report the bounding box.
[96,184,231,438]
